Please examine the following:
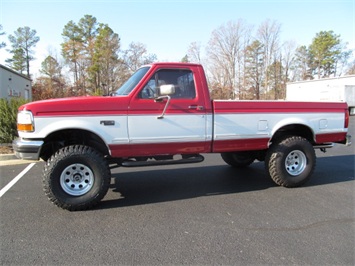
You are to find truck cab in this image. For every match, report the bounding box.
[117,63,213,158]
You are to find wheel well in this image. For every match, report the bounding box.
[271,124,314,145]
[40,129,109,161]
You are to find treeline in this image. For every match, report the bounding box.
[0,15,157,100]
[1,17,354,101]
[184,19,354,100]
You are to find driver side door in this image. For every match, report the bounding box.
[127,68,209,157]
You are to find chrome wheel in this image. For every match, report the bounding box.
[285,150,307,176]
[266,136,316,187]
[44,145,111,211]
[60,163,94,196]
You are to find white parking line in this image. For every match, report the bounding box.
[0,163,36,198]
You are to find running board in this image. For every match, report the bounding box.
[121,155,204,167]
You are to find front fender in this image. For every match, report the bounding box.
[18,116,129,146]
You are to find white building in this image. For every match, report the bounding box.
[286,75,355,115]
[0,64,32,100]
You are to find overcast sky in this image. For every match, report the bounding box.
[0,0,353,78]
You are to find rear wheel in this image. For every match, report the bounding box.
[266,136,316,187]
[43,145,111,211]
[221,151,255,168]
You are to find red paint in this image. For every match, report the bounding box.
[21,96,131,116]
[109,132,348,157]
[315,132,348,143]
[109,141,210,157]
[109,138,270,157]
[344,109,349,128]
[213,101,347,114]
[212,138,270,152]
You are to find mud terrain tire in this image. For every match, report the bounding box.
[221,151,255,168]
[43,145,110,211]
[266,136,316,187]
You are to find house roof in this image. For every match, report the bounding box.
[0,64,32,81]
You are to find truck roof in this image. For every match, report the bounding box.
[145,62,203,68]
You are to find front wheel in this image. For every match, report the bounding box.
[266,136,316,187]
[43,145,111,211]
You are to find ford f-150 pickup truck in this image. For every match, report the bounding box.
[13,62,351,211]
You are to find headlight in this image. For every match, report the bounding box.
[17,111,34,132]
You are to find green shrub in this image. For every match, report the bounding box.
[0,98,28,143]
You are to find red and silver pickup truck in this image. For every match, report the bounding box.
[13,62,351,210]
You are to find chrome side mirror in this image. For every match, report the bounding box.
[158,84,175,96]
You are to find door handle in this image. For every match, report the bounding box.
[188,105,204,110]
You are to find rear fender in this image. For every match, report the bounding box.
[270,117,315,144]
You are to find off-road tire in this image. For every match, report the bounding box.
[221,151,255,168]
[266,136,316,187]
[43,145,111,211]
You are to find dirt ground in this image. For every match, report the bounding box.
[0,145,13,154]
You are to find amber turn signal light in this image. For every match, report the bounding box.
[17,123,34,132]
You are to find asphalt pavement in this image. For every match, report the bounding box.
[1,118,354,265]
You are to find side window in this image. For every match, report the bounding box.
[140,79,156,98]
[175,71,196,99]
[140,69,196,99]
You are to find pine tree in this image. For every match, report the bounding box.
[244,40,264,99]
[0,24,6,49]
[308,30,342,78]
[61,20,84,90]
[6,26,39,77]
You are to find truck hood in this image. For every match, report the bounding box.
[20,96,131,116]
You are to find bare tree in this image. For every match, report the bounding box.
[346,59,355,75]
[187,42,202,63]
[281,40,298,82]
[122,42,157,72]
[257,19,281,93]
[206,19,250,99]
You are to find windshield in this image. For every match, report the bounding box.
[114,67,150,95]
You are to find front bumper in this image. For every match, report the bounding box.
[12,138,44,160]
